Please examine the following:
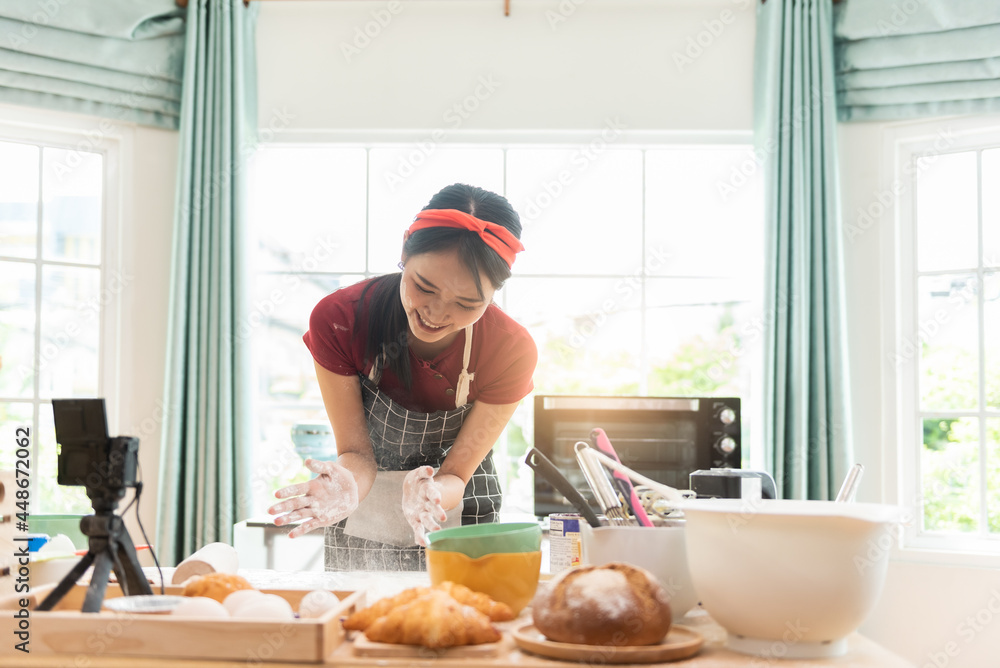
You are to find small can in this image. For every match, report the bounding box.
[548,513,582,572]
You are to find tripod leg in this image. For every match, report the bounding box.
[112,527,153,596]
[35,551,96,611]
[82,550,114,612]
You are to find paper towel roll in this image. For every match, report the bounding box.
[171,542,239,584]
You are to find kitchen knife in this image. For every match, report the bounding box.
[525,448,602,528]
[590,428,654,527]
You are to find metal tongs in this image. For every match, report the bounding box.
[576,443,692,522]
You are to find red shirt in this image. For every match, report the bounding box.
[303,278,537,413]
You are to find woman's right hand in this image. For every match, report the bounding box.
[268,458,359,538]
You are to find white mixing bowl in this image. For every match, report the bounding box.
[681,498,902,659]
[580,521,698,621]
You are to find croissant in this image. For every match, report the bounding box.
[364,590,501,649]
[433,581,514,621]
[342,586,431,631]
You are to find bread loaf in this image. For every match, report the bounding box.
[531,562,672,646]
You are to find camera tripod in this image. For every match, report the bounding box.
[36,500,152,613]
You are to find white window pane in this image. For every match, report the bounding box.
[985,149,1000,268]
[506,148,642,276]
[0,141,39,260]
[917,274,979,411]
[645,148,765,278]
[0,402,33,471]
[368,148,504,274]
[42,147,102,265]
[249,273,351,405]
[921,417,979,533]
[503,276,643,395]
[36,404,92,513]
[989,418,1000,534]
[645,278,757,397]
[39,266,101,399]
[987,271,1000,410]
[249,147,368,274]
[916,151,978,272]
[0,261,36,397]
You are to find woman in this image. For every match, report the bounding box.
[268,183,537,571]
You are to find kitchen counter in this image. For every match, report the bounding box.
[6,568,915,667]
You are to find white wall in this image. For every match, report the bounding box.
[256,0,756,132]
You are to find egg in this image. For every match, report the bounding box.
[223,589,266,615]
[171,596,229,618]
[231,593,295,620]
[298,589,341,619]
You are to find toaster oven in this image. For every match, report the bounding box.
[531,395,741,517]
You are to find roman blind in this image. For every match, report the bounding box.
[0,0,185,129]
[835,0,1000,121]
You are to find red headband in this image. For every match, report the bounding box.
[408,208,525,268]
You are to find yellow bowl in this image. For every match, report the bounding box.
[427,549,541,615]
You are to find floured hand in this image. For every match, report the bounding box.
[269,459,359,538]
[402,466,447,547]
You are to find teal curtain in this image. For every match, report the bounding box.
[0,0,184,129]
[835,0,1000,121]
[755,0,853,500]
[157,0,258,564]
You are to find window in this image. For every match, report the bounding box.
[889,118,1000,553]
[0,123,120,515]
[245,138,764,518]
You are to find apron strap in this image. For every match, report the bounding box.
[455,325,475,408]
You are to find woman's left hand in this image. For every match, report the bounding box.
[401,465,447,547]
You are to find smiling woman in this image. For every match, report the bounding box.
[267,184,538,571]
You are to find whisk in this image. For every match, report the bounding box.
[583,448,695,519]
[574,442,633,526]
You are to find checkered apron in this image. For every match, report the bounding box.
[324,326,502,572]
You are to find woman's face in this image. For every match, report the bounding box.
[399,247,495,346]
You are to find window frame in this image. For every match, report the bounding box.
[0,103,130,513]
[882,114,1000,565]
[247,128,766,516]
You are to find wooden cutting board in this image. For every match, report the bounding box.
[351,632,502,659]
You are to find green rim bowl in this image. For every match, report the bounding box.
[425,522,541,559]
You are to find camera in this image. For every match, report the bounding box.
[53,399,138,505]
[39,398,152,613]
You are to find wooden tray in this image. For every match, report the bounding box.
[1,582,364,663]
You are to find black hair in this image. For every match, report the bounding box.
[358,183,522,389]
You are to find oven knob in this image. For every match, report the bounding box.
[717,436,737,454]
[718,407,736,425]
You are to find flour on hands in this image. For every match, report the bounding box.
[269,459,359,538]
[402,465,447,547]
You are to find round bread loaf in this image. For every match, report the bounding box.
[531,562,672,646]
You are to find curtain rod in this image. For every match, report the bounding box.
[176,0,512,15]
